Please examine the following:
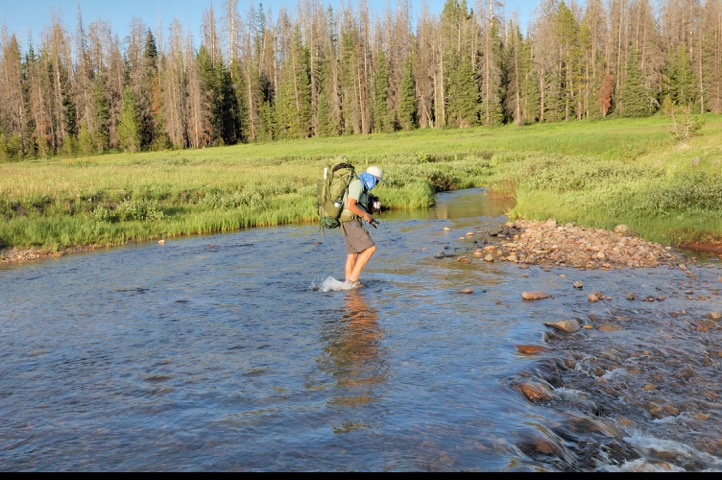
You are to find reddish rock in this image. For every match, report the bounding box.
[598,324,623,332]
[522,291,552,301]
[516,345,548,355]
[520,382,553,403]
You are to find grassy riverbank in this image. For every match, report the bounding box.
[1,113,721,256]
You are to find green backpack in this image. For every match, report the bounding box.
[317,157,356,229]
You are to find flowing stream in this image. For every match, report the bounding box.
[1,188,720,472]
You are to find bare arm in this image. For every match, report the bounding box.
[346,197,373,223]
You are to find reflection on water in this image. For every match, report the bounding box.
[381,188,513,224]
[321,291,388,430]
[0,188,721,472]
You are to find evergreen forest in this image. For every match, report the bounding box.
[1,0,721,161]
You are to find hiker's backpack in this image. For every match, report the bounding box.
[317,157,356,229]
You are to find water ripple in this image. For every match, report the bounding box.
[1,189,720,471]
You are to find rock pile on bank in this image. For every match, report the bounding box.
[0,247,46,263]
[0,246,92,264]
[471,219,684,269]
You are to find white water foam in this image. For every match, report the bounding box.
[312,276,356,292]
[601,367,629,381]
[554,387,587,400]
[597,457,686,472]
[594,427,722,472]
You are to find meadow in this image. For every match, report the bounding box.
[1,113,721,255]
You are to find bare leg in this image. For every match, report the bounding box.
[345,253,358,282]
[347,245,376,283]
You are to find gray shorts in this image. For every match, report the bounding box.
[341,219,375,254]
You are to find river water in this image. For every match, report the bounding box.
[1,188,720,472]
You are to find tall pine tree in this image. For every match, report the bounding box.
[665,44,697,108]
[373,47,393,133]
[398,55,417,130]
[275,25,311,139]
[616,48,653,117]
[441,0,480,128]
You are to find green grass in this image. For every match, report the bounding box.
[2,113,722,253]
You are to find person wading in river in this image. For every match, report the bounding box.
[340,166,383,289]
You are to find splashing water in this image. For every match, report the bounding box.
[312,276,359,292]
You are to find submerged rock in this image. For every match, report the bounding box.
[544,319,581,334]
[516,345,548,355]
[522,291,552,301]
[520,382,554,403]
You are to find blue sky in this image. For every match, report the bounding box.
[1,0,540,49]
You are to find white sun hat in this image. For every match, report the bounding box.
[366,166,384,183]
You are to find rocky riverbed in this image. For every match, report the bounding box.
[451,219,722,471]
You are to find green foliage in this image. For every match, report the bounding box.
[512,155,663,193]
[665,45,697,107]
[197,45,221,145]
[521,42,540,123]
[554,0,579,121]
[118,87,141,153]
[144,29,158,67]
[316,86,334,137]
[489,134,722,246]
[3,0,722,165]
[449,58,481,127]
[316,13,342,138]
[94,199,165,223]
[415,152,433,163]
[35,135,52,159]
[398,58,417,130]
[662,96,705,141]
[480,20,505,126]
[77,125,95,157]
[440,0,481,128]
[2,115,722,251]
[91,76,110,153]
[373,49,394,133]
[258,100,276,142]
[609,171,722,217]
[273,27,312,140]
[617,48,654,118]
[0,132,24,161]
[200,190,268,210]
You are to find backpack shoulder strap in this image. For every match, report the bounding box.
[332,162,354,174]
